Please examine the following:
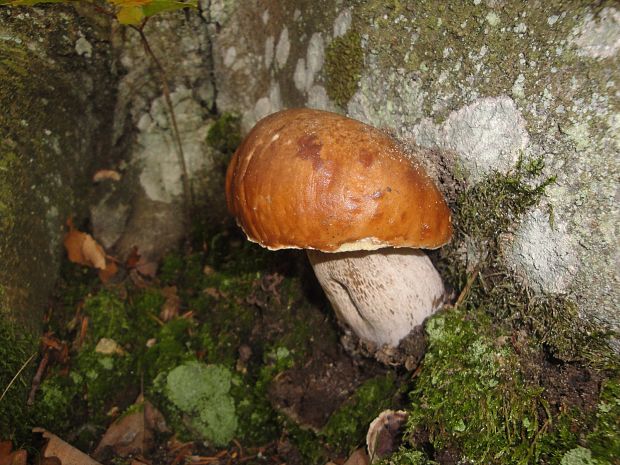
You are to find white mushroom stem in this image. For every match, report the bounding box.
[307,248,446,348]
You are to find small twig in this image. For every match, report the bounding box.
[27,350,50,405]
[454,267,480,309]
[90,2,116,18]
[75,315,89,349]
[0,352,36,403]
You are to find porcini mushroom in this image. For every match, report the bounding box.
[225,108,452,348]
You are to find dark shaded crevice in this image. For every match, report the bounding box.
[197,0,219,115]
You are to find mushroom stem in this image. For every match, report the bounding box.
[307,248,446,348]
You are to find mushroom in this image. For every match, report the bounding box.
[225,108,452,349]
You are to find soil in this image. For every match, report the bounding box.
[268,346,385,431]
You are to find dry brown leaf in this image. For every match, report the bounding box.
[366,410,408,464]
[0,441,27,465]
[129,269,149,288]
[160,286,180,321]
[136,258,158,278]
[99,260,119,283]
[125,246,141,269]
[130,459,150,465]
[95,338,126,356]
[81,234,107,270]
[8,450,26,465]
[0,442,11,458]
[343,448,370,465]
[93,396,168,460]
[40,458,61,465]
[33,428,102,465]
[204,287,222,300]
[64,219,107,270]
[202,265,215,275]
[93,169,121,182]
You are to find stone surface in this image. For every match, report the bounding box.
[1,0,618,354]
[211,1,619,344]
[91,12,223,265]
[412,96,529,183]
[0,5,116,327]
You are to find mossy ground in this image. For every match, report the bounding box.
[7,218,399,463]
[2,156,618,465]
[0,316,38,442]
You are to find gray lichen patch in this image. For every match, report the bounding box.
[343,1,620,340]
[135,88,213,204]
[211,0,345,130]
[571,7,620,59]
[347,59,425,134]
[505,208,578,294]
[412,96,529,183]
[90,11,223,265]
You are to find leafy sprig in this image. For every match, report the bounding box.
[1,0,197,25]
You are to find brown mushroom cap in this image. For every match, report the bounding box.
[225,108,452,252]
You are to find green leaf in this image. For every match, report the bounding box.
[142,0,197,18]
[116,4,144,24]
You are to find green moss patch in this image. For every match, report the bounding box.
[0,317,38,441]
[325,31,364,107]
[323,374,402,452]
[25,220,399,462]
[206,113,241,155]
[406,308,543,463]
[351,0,615,126]
[438,158,613,367]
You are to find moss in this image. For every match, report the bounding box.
[324,30,364,107]
[163,361,238,446]
[33,285,195,435]
[82,291,133,344]
[379,158,618,464]
[33,373,82,433]
[377,449,437,465]
[0,149,21,235]
[0,23,113,331]
[141,317,196,381]
[558,447,600,465]
[437,159,614,368]
[0,317,38,441]
[231,374,279,445]
[404,308,544,463]
[24,220,383,457]
[158,252,185,285]
[206,112,241,155]
[350,0,616,124]
[323,374,401,453]
[73,345,136,423]
[450,157,555,247]
[586,379,620,462]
